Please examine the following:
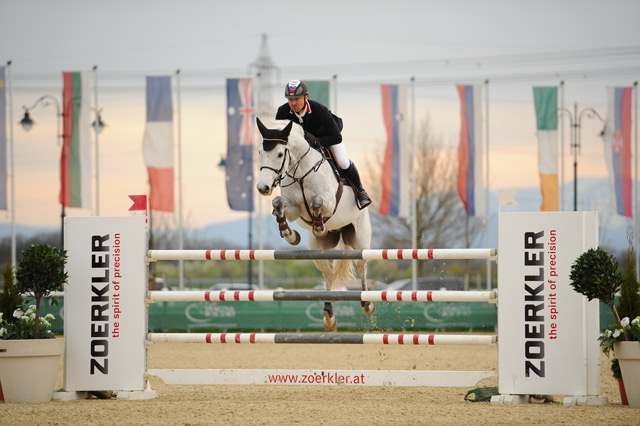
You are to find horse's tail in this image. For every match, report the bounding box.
[332,260,355,286]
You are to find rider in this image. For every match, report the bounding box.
[275,79,372,209]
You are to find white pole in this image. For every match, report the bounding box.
[176,70,184,290]
[634,81,638,281]
[332,74,338,113]
[255,74,264,289]
[560,81,565,211]
[7,61,15,269]
[93,65,100,216]
[410,77,417,291]
[485,80,491,290]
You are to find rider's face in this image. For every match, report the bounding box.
[287,95,307,114]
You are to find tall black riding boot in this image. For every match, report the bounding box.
[342,162,372,209]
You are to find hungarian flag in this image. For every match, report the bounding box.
[602,87,633,218]
[142,76,174,212]
[533,87,558,211]
[380,84,409,218]
[457,85,484,217]
[60,71,92,209]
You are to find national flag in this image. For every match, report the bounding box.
[602,87,633,218]
[533,86,558,211]
[457,85,484,217]
[60,71,92,209]
[380,84,409,217]
[306,80,330,107]
[0,66,7,210]
[226,78,255,212]
[142,76,175,212]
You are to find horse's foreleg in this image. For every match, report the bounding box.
[356,259,375,315]
[272,196,300,245]
[310,195,335,238]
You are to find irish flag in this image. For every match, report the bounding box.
[60,71,92,209]
[533,87,558,211]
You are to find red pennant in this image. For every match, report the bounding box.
[128,195,147,211]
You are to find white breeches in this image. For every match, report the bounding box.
[330,142,351,170]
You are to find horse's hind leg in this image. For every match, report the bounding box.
[314,258,337,332]
[356,259,375,315]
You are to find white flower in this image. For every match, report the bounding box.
[613,329,621,338]
[632,317,640,325]
[0,312,3,321]
[621,317,630,328]
[606,329,613,337]
[28,305,36,311]
[0,327,6,337]
[40,319,50,327]
[45,313,55,320]
[13,309,23,318]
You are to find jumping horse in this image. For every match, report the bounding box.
[255,118,374,331]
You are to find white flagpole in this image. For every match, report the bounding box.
[332,74,338,113]
[7,60,15,268]
[176,69,184,290]
[485,80,491,290]
[255,74,264,289]
[93,65,100,216]
[560,81,565,211]
[410,77,417,291]
[634,81,638,281]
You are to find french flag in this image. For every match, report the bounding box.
[380,84,408,217]
[457,85,484,217]
[603,87,632,218]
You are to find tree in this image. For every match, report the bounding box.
[365,115,483,277]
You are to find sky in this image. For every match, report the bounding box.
[1,0,639,231]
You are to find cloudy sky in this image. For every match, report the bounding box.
[1,0,639,229]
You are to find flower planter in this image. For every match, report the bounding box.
[0,338,65,402]
[614,341,640,408]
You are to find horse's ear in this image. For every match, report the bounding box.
[256,117,268,136]
[281,120,293,139]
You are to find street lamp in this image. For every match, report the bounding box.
[559,102,605,211]
[19,95,65,248]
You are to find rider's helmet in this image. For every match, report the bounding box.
[284,80,308,98]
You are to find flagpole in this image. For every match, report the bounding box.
[560,81,565,211]
[634,81,638,281]
[485,80,491,290]
[7,60,15,269]
[255,73,264,289]
[410,77,417,291]
[176,69,184,290]
[332,74,338,113]
[93,65,100,216]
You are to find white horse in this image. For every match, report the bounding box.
[255,118,374,331]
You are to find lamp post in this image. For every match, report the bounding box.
[559,102,605,211]
[19,95,65,248]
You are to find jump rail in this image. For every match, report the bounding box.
[147,248,497,262]
[148,332,497,345]
[147,289,498,303]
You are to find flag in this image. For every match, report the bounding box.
[533,86,558,211]
[60,71,92,209]
[226,78,255,212]
[0,66,7,210]
[457,85,484,217]
[142,76,174,212]
[306,80,330,106]
[379,84,409,217]
[602,87,633,218]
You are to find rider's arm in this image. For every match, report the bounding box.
[315,107,342,147]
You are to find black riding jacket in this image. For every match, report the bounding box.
[275,100,342,147]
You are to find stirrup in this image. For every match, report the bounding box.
[356,191,372,210]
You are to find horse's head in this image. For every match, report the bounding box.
[255,118,294,196]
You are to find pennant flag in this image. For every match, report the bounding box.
[0,66,7,210]
[128,194,147,211]
[602,87,633,218]
[226,78,255,212]
[533,86,559,211]
[60,71,92,209]
[142,76,174,212]
[306,80,330,107]
[380,84,409,217]
[457,85,484,217]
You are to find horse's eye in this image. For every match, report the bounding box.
[278,153,283,158]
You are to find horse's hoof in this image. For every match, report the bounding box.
[287,230,301,246]
[323,312,337,332]
[361,301,376,315]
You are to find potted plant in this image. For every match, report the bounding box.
[0,244,68,402]
[569,245,640,408]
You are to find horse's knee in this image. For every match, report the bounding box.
[310,195,323,212]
